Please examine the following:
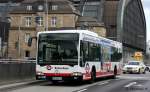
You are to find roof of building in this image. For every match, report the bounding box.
[22,0,69,3]
[10,0,80,15]
[0,0,24,3]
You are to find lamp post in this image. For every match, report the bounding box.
[45,0,48,31]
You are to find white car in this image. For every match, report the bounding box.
[123,61,146,74]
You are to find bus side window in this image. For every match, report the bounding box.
[80,41,88,67]
[80,41,84,67]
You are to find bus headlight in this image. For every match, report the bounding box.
[72,72,83,76]
[36,71,44,75]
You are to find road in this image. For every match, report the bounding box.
[3,72,150,92]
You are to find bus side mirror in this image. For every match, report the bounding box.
[28,37,32,47]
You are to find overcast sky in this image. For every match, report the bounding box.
[142,0,150,41]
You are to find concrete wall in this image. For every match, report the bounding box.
[0,62,35,83]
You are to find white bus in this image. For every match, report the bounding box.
[30,30,122,83]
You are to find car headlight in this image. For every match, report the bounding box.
[72,72,83,76]
[133,67,139,70]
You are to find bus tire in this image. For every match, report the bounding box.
[89,67,96,83]
[113,65,117,79]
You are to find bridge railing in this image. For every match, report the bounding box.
[0,59,36,84]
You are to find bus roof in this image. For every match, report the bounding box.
[38,30,98,37]
[37,30,122,47]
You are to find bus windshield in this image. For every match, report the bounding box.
[38,33,79,66]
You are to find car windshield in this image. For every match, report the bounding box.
[128,62,139,65]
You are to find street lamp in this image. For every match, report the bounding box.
[81,0,88,16]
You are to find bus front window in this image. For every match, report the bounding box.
[38,33,79,66]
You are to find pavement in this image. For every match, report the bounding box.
[0,78,44,91]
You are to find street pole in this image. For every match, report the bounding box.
[0,37,2,58]
[45,0,48,31]
[18,16,22,58]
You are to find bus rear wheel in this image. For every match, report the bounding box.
[112,66,117,79]
[89,69,96,83]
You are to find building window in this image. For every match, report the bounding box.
[27,5,32,11]
[35,16,43,26]
[51,16,57,27]
[25,50,30,57]
[15,41,19,49]
[25,17,32,27]
[25,33,30,43]
[52,5,58,10]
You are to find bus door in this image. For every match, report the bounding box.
[101,45,111,72]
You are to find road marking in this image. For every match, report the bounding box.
[77,89,87,92]
[124,82,137,88]
[97,81,109,86]
[134,84,143,87]
[117,75,150,80]
[115,78,121,80]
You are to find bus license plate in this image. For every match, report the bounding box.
[52,77,62,80]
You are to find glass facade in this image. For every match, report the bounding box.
[123,0,146,51]
[71,0,146,63]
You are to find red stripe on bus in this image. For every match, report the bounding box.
[96,71,114,78]
[44,73,72,77]
[83,77,91,80]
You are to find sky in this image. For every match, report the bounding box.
[142,0,150,42]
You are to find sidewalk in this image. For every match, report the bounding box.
[0,78,44,91]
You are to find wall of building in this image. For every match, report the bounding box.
[8,14,78,59]
[103,0,119,41]
[93,27,106,37]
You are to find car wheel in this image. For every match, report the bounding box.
[123,72,126,74]
[138,69,141,74]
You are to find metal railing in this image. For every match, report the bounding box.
[0,59,36,64]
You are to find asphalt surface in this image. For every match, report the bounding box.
[1,72,150,92]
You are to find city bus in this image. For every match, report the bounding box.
[29,30,122,83]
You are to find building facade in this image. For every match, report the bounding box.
[8,0,80,59]
[8,0,106,59]
[147,41,150,55]
[76,16,106,37]
[117,0,146,62]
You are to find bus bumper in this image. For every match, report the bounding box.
[36,75,83,81]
